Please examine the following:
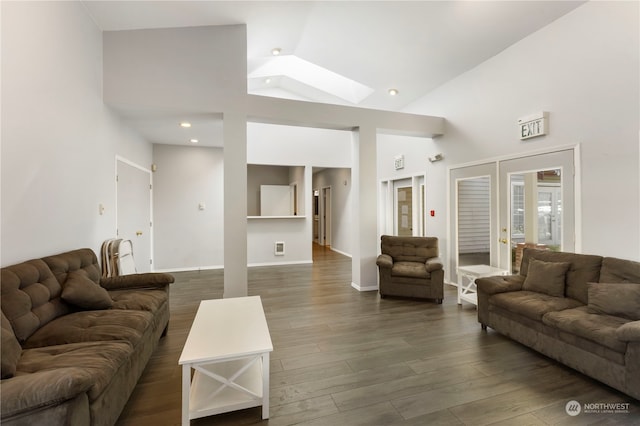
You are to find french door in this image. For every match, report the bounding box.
[449,147,576,279]
[498,149,575,272]
[449,162,497,283]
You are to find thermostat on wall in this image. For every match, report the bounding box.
[394,155,405,170]
[274,241,285,256]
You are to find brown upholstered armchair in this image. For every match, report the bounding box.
[376,235,444,303]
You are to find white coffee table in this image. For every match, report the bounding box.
[178,296,273,425]
[457,264,509,306]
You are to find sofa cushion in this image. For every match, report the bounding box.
[392,261,428,278]
[520,249,602,304]
[61,271,113,310]
[0,368,93,419]
[1,259,71,343]
[16,341,133,401]
[542,306,629,353]
[522,258,570,297]
[1,312,22,379]
[22,309,153,349]
[109,289,167,312]
[490,291,583,322]
[587,282,640,321]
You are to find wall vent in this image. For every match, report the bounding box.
[274,241,285,256]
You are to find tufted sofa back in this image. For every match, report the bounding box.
[380,235,439,263]
[42,248,102,288]
[1,259,71,343]
[0,249,103,344]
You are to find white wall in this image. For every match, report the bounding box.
[247,122,352,167]
[245,123,352,266]
[104,24,247,112]
[403,1,640,261]
[376,134,445,240]
[1,1,152,266]
[152,144,224,270]
[152,123,352,270]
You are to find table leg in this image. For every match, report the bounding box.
[262,352,270,419]
[182,364,191,426]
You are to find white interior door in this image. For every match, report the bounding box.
[498,149,575,272]
[394,178,413,236]
[116,158,152,272]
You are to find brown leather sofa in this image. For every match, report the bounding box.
[477,248,640,400]
[376,235,444,303]
[1,248,174,426]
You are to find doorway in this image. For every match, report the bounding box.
[321,186,331,247]
[380,175,426,237]
[449,147,576,280]
[395,179,413,236]
[116,158,152,272]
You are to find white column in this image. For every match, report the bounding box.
[223,112,248,298]
[351,125,379,291]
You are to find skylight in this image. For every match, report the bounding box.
[248,55,374,105]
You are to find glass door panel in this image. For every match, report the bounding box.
[499,150,574,272]
[449,163,497,284]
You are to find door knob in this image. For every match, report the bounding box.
[136,231,143,236]
[500,238,508,244]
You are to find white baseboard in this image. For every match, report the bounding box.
[248,260,313,267]
[351,282,379,292]
[154,265,224,273]
[330,247,352,258]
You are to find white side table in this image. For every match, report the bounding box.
[178,296,273,425]
[457,264,509,306]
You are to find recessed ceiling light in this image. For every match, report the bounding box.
[180,122,191,128]
[190,139,199,143]
[388,88,399,96]
[264,77,272,84]
[271,47,281,56]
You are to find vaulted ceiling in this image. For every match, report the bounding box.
[84,1,585,145]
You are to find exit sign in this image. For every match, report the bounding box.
[518,112,548,140]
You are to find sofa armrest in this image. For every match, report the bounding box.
[376,254,393,269]
[616,321,640,342]
[100,272,174,291]
[425,257,443,272]
[476,275,524,295]
[1,368,92,418]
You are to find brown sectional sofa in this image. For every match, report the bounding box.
[476,248,640,400]
[1,248,174,425]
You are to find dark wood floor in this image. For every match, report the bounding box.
[116,245,639,425]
